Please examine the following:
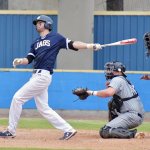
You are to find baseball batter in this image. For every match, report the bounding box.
[86,61,145,138]
[0,15,102,140]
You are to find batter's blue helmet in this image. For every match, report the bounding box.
[33,15,53,31]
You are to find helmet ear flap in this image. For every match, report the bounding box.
[113,61,126,73]
[44,23,52,31]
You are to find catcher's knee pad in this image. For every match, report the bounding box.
[110,127,137,139]
[99,126,137,139]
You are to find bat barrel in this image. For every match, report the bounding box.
[120,38,137,44]
[101,38,137,48]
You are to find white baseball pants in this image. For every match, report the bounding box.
[7,70,75,135]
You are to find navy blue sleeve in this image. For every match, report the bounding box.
[27,43,35,58]
[57,34,68,49]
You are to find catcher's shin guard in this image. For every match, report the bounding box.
[99,126,137,139]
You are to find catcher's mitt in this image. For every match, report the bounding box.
[144,32,150,57]
[72,88,89,100]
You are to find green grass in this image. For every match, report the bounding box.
[0,118,104,130]
[0,148,90,150]
[0,118,150,131]
[0,147,54,150]
[0,148,79,150]
[0,148,71,150]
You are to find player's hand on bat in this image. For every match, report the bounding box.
[93,43,102,51]
[13,58,23,68]
[87,43,102,51]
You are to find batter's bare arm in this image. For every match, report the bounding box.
[73,41,102,51]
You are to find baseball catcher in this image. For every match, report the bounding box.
[73,61,145,139]
[140,32,150,80]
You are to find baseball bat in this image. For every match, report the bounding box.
[101,38,137,48]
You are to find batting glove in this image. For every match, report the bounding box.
[87,43,102,51]
[13,58,23,68]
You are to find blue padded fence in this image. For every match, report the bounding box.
[0,71,149,112]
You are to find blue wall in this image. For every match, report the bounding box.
[0,14,57,68]
[0,71,149,112]
[94,14,150,71]
[1,12,150,71]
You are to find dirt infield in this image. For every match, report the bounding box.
[0,110,150,149]
[0,129,149,150]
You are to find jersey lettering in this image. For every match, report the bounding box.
[35,40,50,50]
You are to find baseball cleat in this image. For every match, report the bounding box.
[0,130,16,138]
[130,129,137,138]
[59,131,77,140]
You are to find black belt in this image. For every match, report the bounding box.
[138,113,142,118]
[33,70,41,74]
[33,69,53,75]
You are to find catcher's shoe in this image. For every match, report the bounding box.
[135,132,145,139]
[0,130,15,138]
[130,129,137,138]
[59,131,77,140]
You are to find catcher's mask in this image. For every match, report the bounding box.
[104,61,126,80]
[33,15,53,31]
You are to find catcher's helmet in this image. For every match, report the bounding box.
[104,61,126,80]
[33,15,53,31]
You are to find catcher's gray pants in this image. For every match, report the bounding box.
[7,70,76,135]
[106,111,144,129]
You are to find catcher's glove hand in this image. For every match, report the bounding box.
[144,32,150,57]
[140,74,150,80]
[72,88,89,100]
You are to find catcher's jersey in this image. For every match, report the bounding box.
[106,76,144,129]
[109,76,144,115]
[28,32,71,74]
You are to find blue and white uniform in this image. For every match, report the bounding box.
[7,32,76,135]
[29,32,71,74]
